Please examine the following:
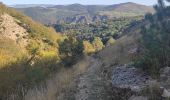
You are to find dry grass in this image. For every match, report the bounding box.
[99,30,141,65]
[0,36,26,68]
[140,81,163,100]
[20,56,92,100]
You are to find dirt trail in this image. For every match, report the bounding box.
[75,57,113,100]
[23,57,113,100]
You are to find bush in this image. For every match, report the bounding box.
[106,37,116,46]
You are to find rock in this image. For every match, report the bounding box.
[158,67,170,98]
[160,67,170,81]
[160,67,170,76]
[162,89,170,98]
[160,67,170,91]
[112,66,152,92]
[128,95,148,100]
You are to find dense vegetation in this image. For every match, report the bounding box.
[52,17,142,44]
[136,0,170,76]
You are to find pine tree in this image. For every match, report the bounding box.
[136,0,170,75]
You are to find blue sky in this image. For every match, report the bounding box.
[1,0,158,5]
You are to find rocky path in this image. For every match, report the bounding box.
[75,57,113,100]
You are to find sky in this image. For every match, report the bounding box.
[0,0,158,6]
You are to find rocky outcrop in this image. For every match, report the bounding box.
[111,66,170,99]
[0,13,29,46]
[112,65,151,92]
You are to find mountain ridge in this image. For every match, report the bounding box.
[12,2,154,24]
[10,2,153,8]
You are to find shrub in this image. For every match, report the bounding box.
[106,37,116,46]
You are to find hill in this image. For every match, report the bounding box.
[106,2,153,14]
[0,3,66,99]
[13,2,154,24]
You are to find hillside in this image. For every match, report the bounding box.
[0,3,106,99]
[105,2,154,14]
[0,2,64,66]
[14,2,154,24]
[0,3,65,99]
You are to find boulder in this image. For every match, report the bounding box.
[128,95,148,100]
[162,89,170,98]
[160,67,170,86]
[160,67,170,98]
[112,65,152,92]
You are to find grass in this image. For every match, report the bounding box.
[0,55,61,100]
[99,30,141,65]
[12,56,91,100]
[0,37,26,68]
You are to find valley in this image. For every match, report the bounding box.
[0,0,170,100]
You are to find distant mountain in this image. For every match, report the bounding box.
[105,2,154,14]
[10,4,55,8]
[13,2,154,24]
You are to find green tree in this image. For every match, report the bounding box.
[59,37,83,66]
[135,0,170,76]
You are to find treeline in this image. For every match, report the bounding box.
[135,0,170,76]
[59,36,115,66]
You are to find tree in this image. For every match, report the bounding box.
[135,0,170,75]
[92,37,104,51]
[83,40,95,54]
[59,37,83,66]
